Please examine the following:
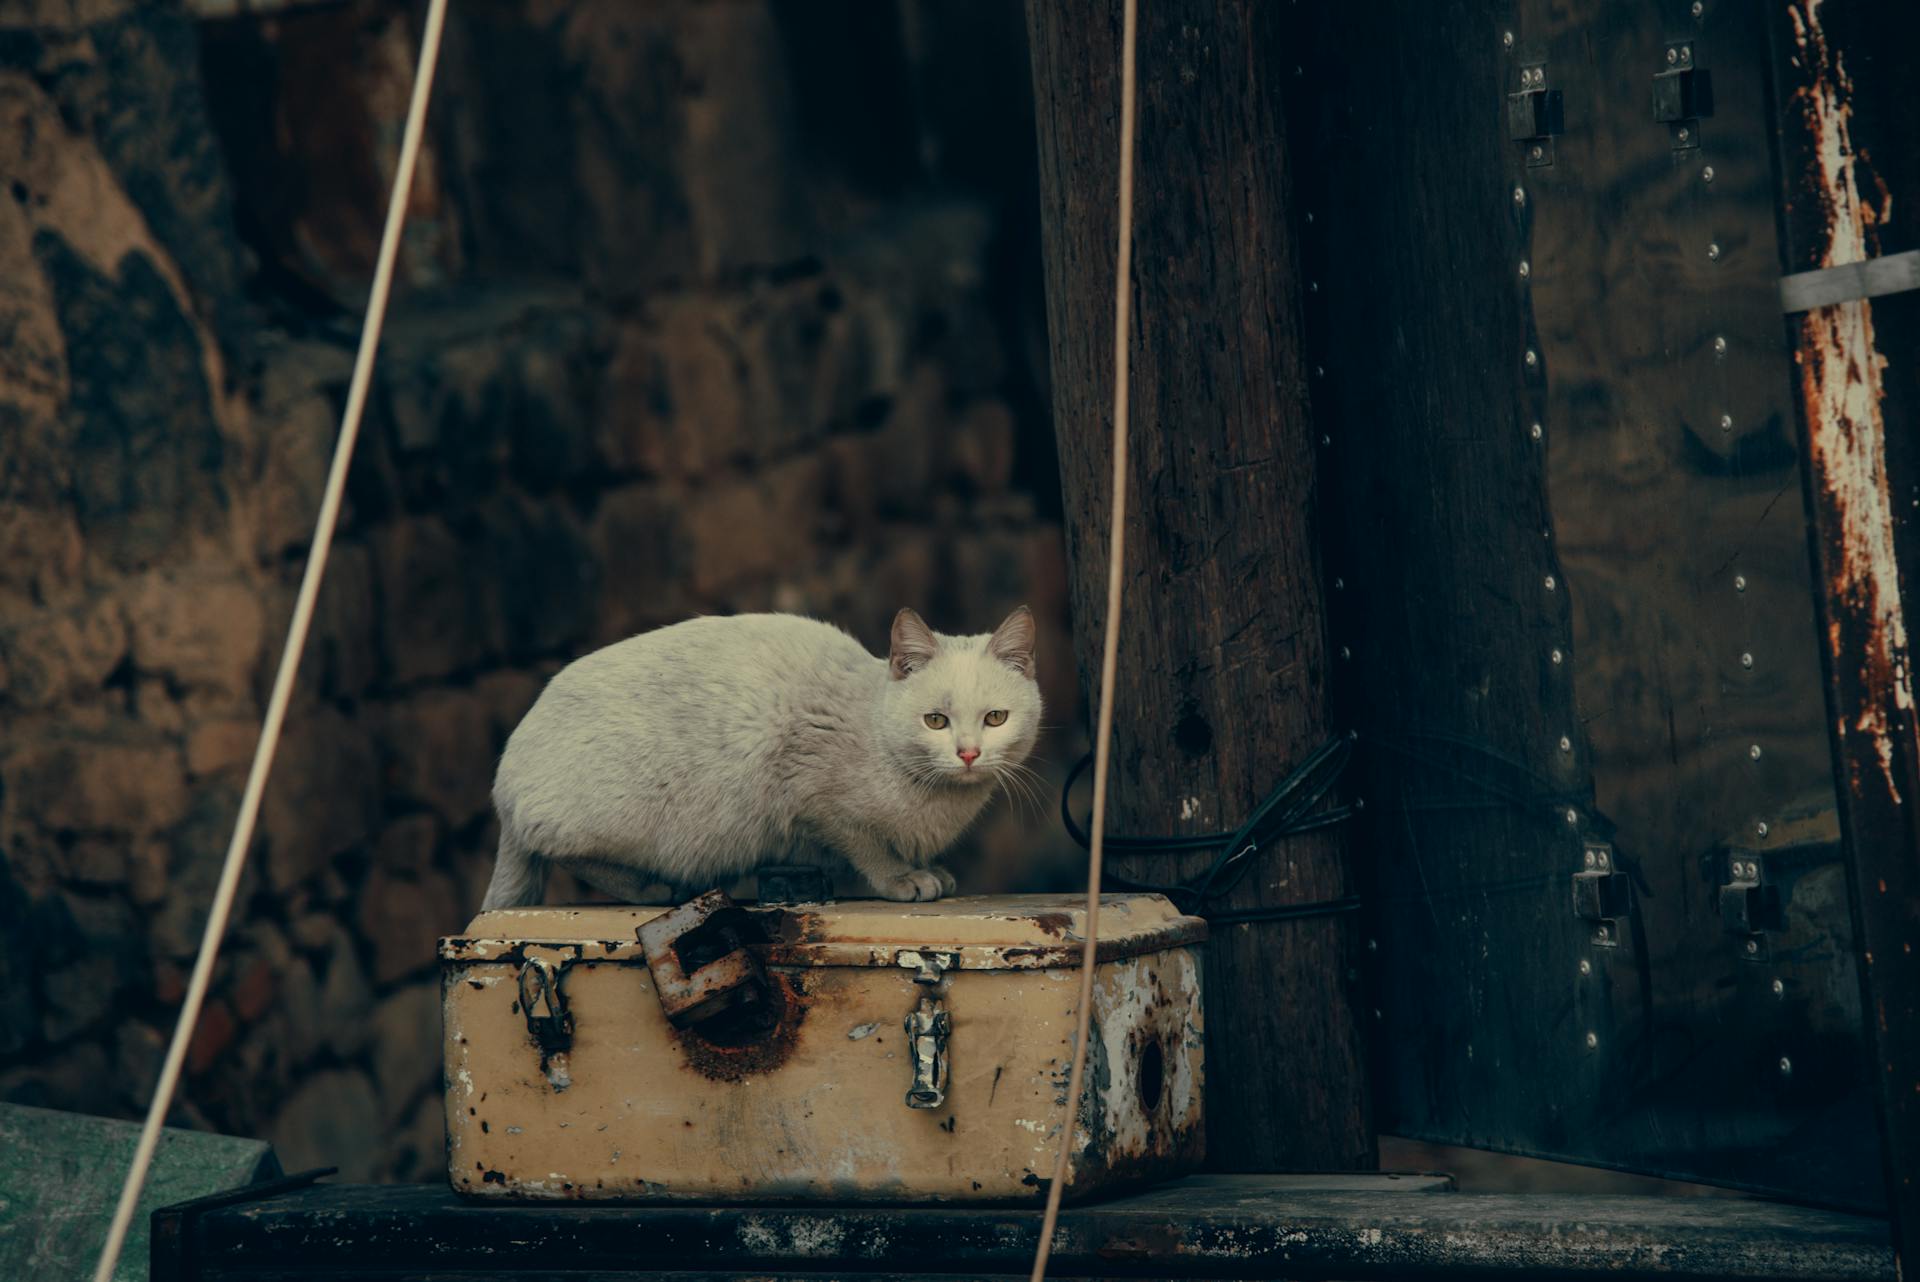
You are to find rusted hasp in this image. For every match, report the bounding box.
[636,890,770,1029]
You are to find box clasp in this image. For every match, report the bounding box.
[898,950,956,1109]
[903,995,951,1109]
[517,952,574,1054]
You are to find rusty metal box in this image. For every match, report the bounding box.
[439,894,1206,1203]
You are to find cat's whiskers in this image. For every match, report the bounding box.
[993,759,1046,819]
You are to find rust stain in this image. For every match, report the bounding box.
[1028,912,1075,937]
[670,970,809,1082]
[1789,0,1910,802]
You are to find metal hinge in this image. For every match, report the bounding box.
[1571,841,1632,947]
[1508,62,1563,168]
[1653,40,1713,151]
[1720,852,1785,962]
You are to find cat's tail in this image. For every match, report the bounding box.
[480,830,545,910]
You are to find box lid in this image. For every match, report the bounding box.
[439,893,1206,971]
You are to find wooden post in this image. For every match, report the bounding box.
[1766,0,1920,1261]
[1025,0,1372,1169]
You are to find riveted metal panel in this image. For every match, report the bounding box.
[1289,0,1880,1206]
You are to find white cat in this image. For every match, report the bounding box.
[480,607,1042,907]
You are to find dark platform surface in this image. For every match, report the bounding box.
[152,1173,1895,1281]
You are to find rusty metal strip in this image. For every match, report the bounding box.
[1768,0,1920,1260]
[1779,249,1920,314]
[439,918,1209,970]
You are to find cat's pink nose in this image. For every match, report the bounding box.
[957,747,981,765]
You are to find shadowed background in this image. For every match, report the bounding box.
[0,0,1081,1181]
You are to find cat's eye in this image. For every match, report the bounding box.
[984,710,1009,727]
[924,712,949,730]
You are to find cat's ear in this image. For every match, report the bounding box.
[890,608,940,680]
[986,605,1037,678]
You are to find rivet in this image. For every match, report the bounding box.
[1306,211,1315,223]
[1340,645,1352,661]
[1596,923,1610,940]
[1333,577,1345,590]
[1367,938,1378,952]
[1565,807,1579,826]
[1714,334,1728,353]
[1667,47,1679,64]
[1708,242,1722,261]
[1579,959,1592,976]
[1692,0,1704,14]
[1720,413,1734,432]
[1551,647,1565,665]
[1530,422,1543,440]
[1584,849,1597,868]
[1519,260,1531,278]
[1749,743,1763,760]
[1315,364,1326,377]
[1531,144,1544,161]
[1757,821,1770,837]
[1741,652,1754,669]
[1525,348,1539,368]
[1771,978,1785,995]
[1734,574,1748,592]
[1585,1031,1599,1049]
[1309,281,1320,293]
[1779,1056,1792,1075]
[1702,165,1715,183]
[1746,938,1760,955]
[1678,126,1691,142]
[1320,434,1332,446]
[1544,574,1557,591]
[1680,46,1692,62]
[1373,1008,1383,1020]
[1513,186,1527,205]
[1559,735,1572,752]
[1295,65,1304,76]
[1596,852,1610,869]
[1503,30,1515,48]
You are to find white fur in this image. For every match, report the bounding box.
[481,609,1041,907]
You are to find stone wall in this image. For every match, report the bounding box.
[0,0,1078,1180]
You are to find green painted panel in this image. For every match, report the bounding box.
[0,1102,277,1282]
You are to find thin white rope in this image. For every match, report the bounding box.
[1028,0,1136,1276]
[89,2,450,1275]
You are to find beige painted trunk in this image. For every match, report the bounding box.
[441,894,1206,1202]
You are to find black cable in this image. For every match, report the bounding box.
[1057,725,1625,922]
[1058,731,1359,918]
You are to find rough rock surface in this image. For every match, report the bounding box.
[0,0,1072,1179]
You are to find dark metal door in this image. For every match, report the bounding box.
[1290,0,1882,1206]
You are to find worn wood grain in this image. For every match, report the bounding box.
[152,1177,1895,1280]
[1022,0,1370,1170]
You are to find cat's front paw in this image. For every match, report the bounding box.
[877,870,947,902]
[929,865,957,896]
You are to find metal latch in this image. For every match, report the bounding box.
[1653,41,1712,149]
[899,950,956,1109]
[1721,853,1784,961]
[636,890,771,1028]
[1572,841,1632,947]
[1507,62,1562,168]
[518,953,573,1054]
